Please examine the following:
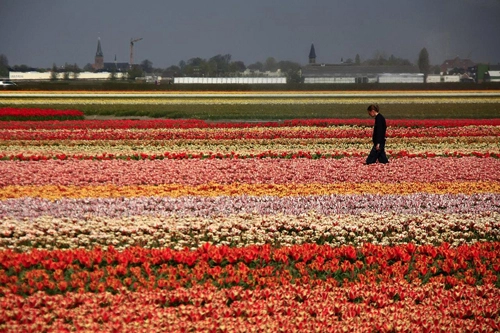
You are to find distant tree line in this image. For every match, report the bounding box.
[0,48,441,81]
[361,51,412,66]
[148,54,302,83]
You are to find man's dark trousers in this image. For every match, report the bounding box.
[366,141,389,164]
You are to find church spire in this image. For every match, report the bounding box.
[96,38,103,57]
[309,43,316,64]
[93,37,104,70]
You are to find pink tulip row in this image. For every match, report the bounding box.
[0,157,498,187]
[1,150,499,162]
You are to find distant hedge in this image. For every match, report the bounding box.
[8,81,500,92]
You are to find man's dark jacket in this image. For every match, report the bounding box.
[372,113,387,144]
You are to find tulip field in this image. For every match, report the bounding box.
[0,107,499,332]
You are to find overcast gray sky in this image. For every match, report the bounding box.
[1,0,499,69]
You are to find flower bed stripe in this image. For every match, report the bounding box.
[1,283,498,332]
[1,151,499,161]
[1,117,500,130]
[0,107,84,121]
[1,126,499,141]
[1,193,498,219]
[1,212,498,251]
[1,136,499,160]
[1,181,499,200]
[1,243,499,297]
[0,158,499,187]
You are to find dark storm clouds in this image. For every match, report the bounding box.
[1,0,499,68]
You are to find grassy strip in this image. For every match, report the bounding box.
[0,103,499,120]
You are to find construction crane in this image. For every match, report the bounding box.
[129,37,143,67]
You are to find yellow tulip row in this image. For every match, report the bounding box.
[2,212,497,251]
[0,137,497,157]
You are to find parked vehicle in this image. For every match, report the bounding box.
[0,80,17,87]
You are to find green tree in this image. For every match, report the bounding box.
[277,60,301,83]
[264,57,278,71]
[369,50,387,66]
[109,69,117,80]
[355,54,361,65]
[62,63,72,80]
[0,54,8,77]
[141,59,153,73]
[388,54,397,65]
[12,64,32,72]
[50,63,58,81]
[127,65,143,80]
[63,63,80,79]
[363,51,412,66]
[187,57,205,67]
[209,54,232,75]
[72,63,81,79]
[430,64,441,75]
[229,61,246,74]
[418,47,431,76]
[163,65,181,77]
[83,63,94,72]
[184,57,207,76]
[247,62,264,72]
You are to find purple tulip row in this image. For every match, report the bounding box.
[1,193,498,220]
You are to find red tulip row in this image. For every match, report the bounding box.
[0,107,84,121]
[0,116,499,130]
[1,242,498,297]
[1,282,498,333]
[1,150,498,161]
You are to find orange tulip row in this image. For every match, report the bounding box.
[1,181,498,200]
[1,281,498,333]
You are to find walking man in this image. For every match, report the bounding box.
[366,104,389,164]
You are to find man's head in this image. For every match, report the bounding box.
[367,104,379,118]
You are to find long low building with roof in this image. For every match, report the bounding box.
[301,63,423,84]
[302,43,424,84]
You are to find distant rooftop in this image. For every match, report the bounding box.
[302,64,420,77]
